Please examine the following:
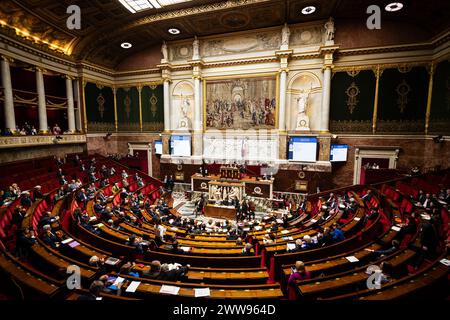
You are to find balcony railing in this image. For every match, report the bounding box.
[0,134,86,149]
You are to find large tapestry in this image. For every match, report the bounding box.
[205,76,277,130]
[84,82,115,133]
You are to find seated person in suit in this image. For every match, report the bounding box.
[67,180,78,193]
[101,206,113,221]
[170,240,186,255]
[119,261,140,277]
[301,235,316,250]
[93,199,104,214]
[11,206,26,227]
[76,189,88,204]
[142,260,162,279]
[287,239,303,253]
[158,263,189,281]
[32,186,44,201]
[38,211,58,230]
[59,175,68,186]
[86,183,97,199]
[15,227,37,261]
[97,190,107,204]
[20,191,32,207]
[55,186,66,201]
[77,280,105,300]
[41,224,60,249]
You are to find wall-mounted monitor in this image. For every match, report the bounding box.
[330,144,348,162]
[154,140,163,155]
[288,137,317,162]
[170,135,191,157]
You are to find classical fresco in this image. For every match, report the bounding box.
[205,76,277,130]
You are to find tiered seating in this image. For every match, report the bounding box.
[1,157,448,300]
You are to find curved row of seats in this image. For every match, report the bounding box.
[0,157,448,300]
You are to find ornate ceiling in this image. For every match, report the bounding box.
[0,0,449,69]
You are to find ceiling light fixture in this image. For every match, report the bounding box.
[301,6,316,15]
[385,2,403,12]
[121,42,132,49]
[168,28,181,35]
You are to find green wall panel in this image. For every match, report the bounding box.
[117,87,140,132]
[141,84,164,132]
[84,82,115,132]
[330,70,375,132]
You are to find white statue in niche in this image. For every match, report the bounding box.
[281,23,290,50]
[161,41,168,62]
[178,96,191,129]
[192,36,200,60]
[324,17,335,44]
[295,89,311,131]
[297,90,309,114]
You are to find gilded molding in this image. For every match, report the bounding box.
[0,134,86,149]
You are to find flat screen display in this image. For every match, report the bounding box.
[330,144,348,162]
[170,135,191,157]
[288,137,317,162]
[154,140,163,155]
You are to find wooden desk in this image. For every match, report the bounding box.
[205,204,236,220]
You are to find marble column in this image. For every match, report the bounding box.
[0,56,16,133]
[163,79,171,131]
[278,70,287,131]
[35,67,48,133]
[73,79,82,131]
[193,77,202,131]
[320,66,332,132]
[65,76,76,133]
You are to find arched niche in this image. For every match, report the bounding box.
[171,81,194,130]
[286,71,323,131]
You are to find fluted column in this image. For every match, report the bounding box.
[1,56,16,133]
[35,67,48,133]
[163,79,171,131]
[193,76,202,131]
[320,66,332,132]
[278,69,287,131]
[65,75,75,133]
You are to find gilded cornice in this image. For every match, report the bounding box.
[332,61,431,73]
[202,57,279,68]
[118,0,272,31]
[0,34,76,68]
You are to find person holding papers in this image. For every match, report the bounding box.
[288,261,311,286]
